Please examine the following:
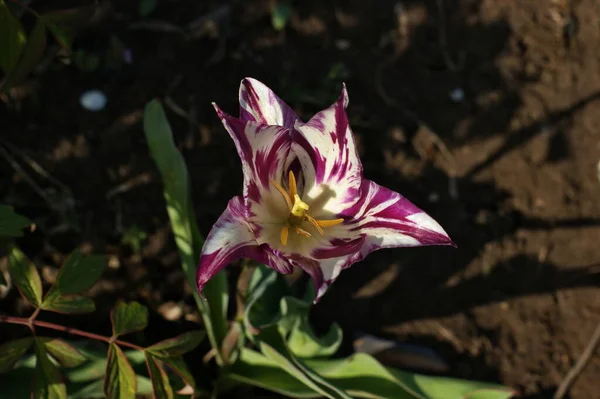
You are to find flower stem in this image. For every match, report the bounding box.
[0,315,144,351]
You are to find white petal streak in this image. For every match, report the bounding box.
[239,77,299,128]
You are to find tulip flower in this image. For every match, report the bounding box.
[197,78,454,302]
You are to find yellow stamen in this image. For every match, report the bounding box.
[314,218,344,228]
[290,194,309,217]
[288,170,298,201]
[270,179,293,211]
[305,215,325,235]
[280,226,289,246]
[294,227,312,237]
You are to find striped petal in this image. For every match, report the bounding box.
[196,196,293,293]
[304,180,454,302]
[213,105,294,205]
[291,84,363,216]
[239,77,299,129]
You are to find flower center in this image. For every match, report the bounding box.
[270,171,344,246]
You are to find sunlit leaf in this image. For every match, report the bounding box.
[69,376,153,399]
[257,325,352,399]
[145,331,205,358]
[0,205,31,237]
[40,338,86,368]
[279,297,342,359]
[41,5,95,50]
[110,301,148,337]
[41,291,95,314]
[7,245,42,307]
[0,18,46,93]
[51,250,107,295]
[0,337,33,373]
[232,348,515,399]
[33,339,67,399]
[0,0,26,73]
[145,353,173,399]
[143,99,228,363]
[230,348,318,398]
[104,343,136,399]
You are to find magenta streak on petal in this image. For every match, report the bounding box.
[254,132,290,188]
[350,220,451,245]
[292,130,326,184]
[238,78,299,129]
[311,235,366,259]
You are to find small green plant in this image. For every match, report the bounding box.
[0,244,204,398]
[0,0,95,93]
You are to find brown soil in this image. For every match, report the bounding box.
[2,0,600,398]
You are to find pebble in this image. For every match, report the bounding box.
[80,90,107,111]
[449,87,465,103]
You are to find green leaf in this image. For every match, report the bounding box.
[69,376,153,399]
[110,301,148,337]
[306,353,515,399]
[139,0,158,17]
[50,250,107,295]
[0,0,26,73]
[104,343,137,399]
[158,356,195,391]
[271,0,292,31]
[40,338,86,368]
[244,264,290,337]
[41,6,95,50]
[280,297,342,359]
[145,353,173,399]
[0,337,34,372]
[232,349,515,399]
[0,205,31,237]
[33,339,67,399]
[230,348,318,398]
[0,18,46,93]
[143,99,228,363]
[41,290,95,314]
[145,331,205,358]
[7,245,42,307]
[257,325,352,399]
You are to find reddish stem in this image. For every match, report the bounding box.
[0,315,144,351]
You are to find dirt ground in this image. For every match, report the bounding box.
[2,0,600,398]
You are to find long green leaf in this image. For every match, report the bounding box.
[0,0,26,73]
[110,301,148,337]
[7,245,42,307]
[0,205,31,237]
[0,337,33,372]
[158,356,195,390]
[33,339,67,399]
[143,99,228,363]
[258,325,352,399]
[104,343,136,399]
[0,18,46,93]
[145,353,174,399]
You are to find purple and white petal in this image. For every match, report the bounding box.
[291,84,363,215]
[239,77,299,129]
[213,105,294,205]
[197,196,293,293]
[344,179,454,251]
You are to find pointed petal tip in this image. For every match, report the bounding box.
[338,82,349,108]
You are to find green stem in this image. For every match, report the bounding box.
[0,315,145,351]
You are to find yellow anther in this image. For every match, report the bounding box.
[280,226,289,246]
[305,215,324,235]
[290,194,309,217]
[294,226,312,237]
[314,218,344,228]
[270,179,293,211]
[288,170,298,201]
